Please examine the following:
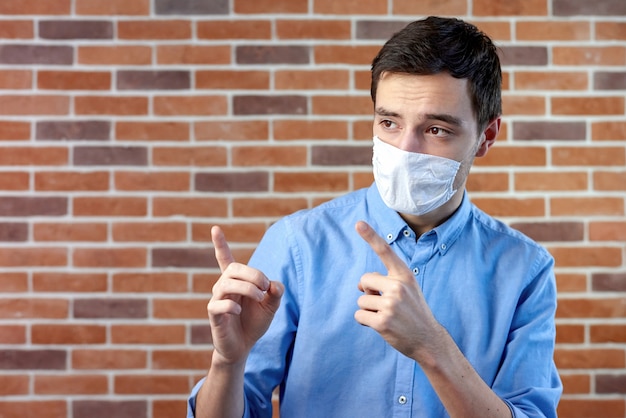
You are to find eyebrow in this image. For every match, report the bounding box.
[375,106,464,127]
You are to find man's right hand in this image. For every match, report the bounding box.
[208,225,284,366]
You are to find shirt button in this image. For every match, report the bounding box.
[403,230,411,237]
[412,267,419,275]
[398,395,408,405]
[387,233,393,240]
[440,243,447,250]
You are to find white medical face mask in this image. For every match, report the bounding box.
[372,136,461,216]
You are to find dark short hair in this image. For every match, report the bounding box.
[371,16,502,131]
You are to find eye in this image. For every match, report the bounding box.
[427,126,451,136]
[379,119,398,129]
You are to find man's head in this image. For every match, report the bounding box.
[370,16,502,133]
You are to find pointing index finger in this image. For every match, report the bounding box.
[211,225,235,272]
[355,221,407,277]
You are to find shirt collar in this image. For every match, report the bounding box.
[366,182,471,255]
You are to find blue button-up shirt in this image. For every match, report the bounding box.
[188,184,562,418]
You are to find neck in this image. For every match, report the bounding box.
[399,189,465,238]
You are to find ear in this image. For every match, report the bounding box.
[475,117,501,157]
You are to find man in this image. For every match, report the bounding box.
[187,16,562,418]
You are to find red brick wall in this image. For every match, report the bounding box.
[0,1,624,417]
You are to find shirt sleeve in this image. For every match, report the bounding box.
[493,251,563,417]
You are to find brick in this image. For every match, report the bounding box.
[192,222,267,243]
[498,46,548,66]
[153,400,187,418]
[73,401,147,418]
[551,197,624,216]
[502,95,545,115]
[0,349,66,369]
[32,324,105,344]
[153,197,227,217]
[118,20,191,40]
[0,374,28,395]
[556,324,585,344]
[0,0,71,14]
[275,172,349,192]
[191,325,212,344]
[39,20,112,39]
[112,222,186,242]
[235,0,307,13]
[76,0,148,14]
[515,171,587,191]
[0,196,67,216]
[475,0,547,15]
[556,273,587,293]
[35,172,109,192]
[37,70,111,90]
[514,71,588,90]
[355,69,372,91]
[73,146,148,166]
[152,146,227,167]
[558,399,625,418]
[197,20,271,39]
[393,0,466,15]
[550,247,622,267]
[32,272,108,292]
[553,46,626,66]
[512,121,586,141]
[233,198,308,218]
[0,95,69,115]
[0,172,29,190]
[552,96,624,115]
[276,19,351,40]
[555,348,625,368]
[0,147,67,165]
[115,375,190,394]
[510,222,584,242]
[312,95,372,115]
[594,171,626,190]
[273,119,348,140]
[314,0,386,14]
[152,248,215,268]
[593,119,626,139]
[560,374,590,394]
[116,121,189,141]
[590,221,626,241]
[0,44,73,65]
[78,45,152,65]
[111,325,185,344]
[153,95,227,116]
[74,298,147,318]
[195,172,269,192]
[591,324,626,343]
[552,146,625,166]
[155,0,228,14]
[114,172,190,191]
[36,120,110,140]
[112,272,188,293]
[356,20,412,40]
[152,350,210,369]
[466,172,509,192]
[0,401,66,418]
[117,70,190,90]
[516,20,590,41]
[0,273,28,292]
[595,71,626,90]
[192,273,220,293]
[73,197,147,216]
[0,70,32,89]
[275,69,350,90]
[75,96,148,115]
[554,0,626,16]
[153,298,207,319]
[157,45,230,65]
[597,374,626,394]
[72,349,147,369]
[195,120,269,141]
[0,222,27,241]
[472,198,545,217]
[311,145,372,166]
[233,95,307,115]
[314,45,382,65]
[73,248,147,268]
[232,146,307,166]
[0,325,26,343]
[0,20,34,38]
[236,45,309,65]
[597,21,626,40]
[196,70,269,90]
[35,374,108,394]
[592,272,626,291]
